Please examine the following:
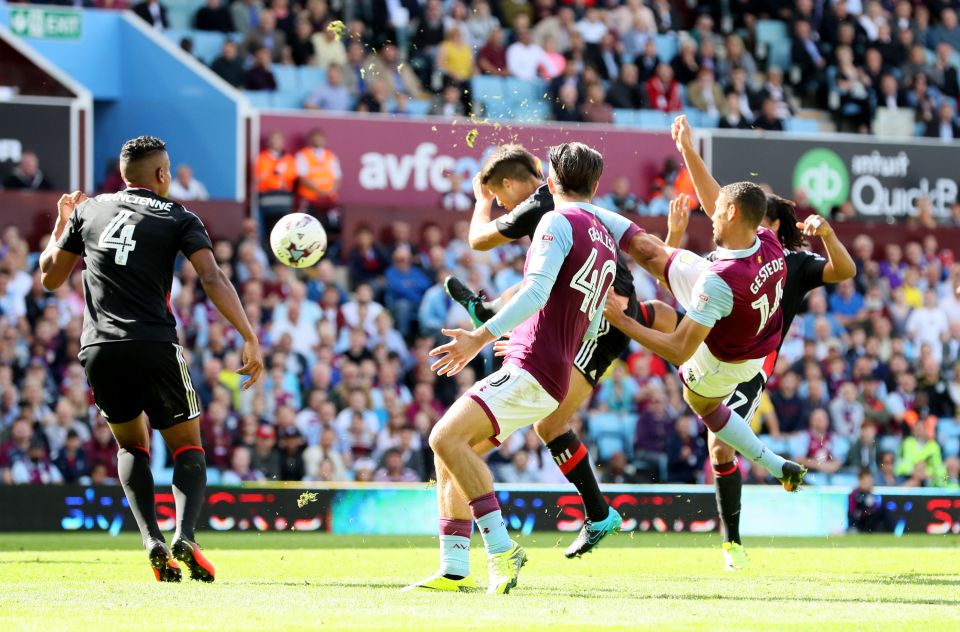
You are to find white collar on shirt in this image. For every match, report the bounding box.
[714,236,761,260]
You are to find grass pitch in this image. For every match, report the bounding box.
[1,532,957,631]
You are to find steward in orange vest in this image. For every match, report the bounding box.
[295,128,341,210]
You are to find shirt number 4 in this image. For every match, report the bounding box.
[98,210,138,265]
[750,278,784,335]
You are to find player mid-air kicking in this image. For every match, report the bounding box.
[407,143,633,594]
[662,115,856,569]
[599,182,808,491]
[445,145,676,556]
[39,137,264,582]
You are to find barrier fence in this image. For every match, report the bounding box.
[3,484,958,537]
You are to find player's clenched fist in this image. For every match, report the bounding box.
[796,214,833,238]
[671,114,694,154]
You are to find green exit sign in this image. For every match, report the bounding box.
[9,7,82,40]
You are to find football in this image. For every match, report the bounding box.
[269,213,327,268]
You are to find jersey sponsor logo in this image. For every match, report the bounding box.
[538,233,554,254]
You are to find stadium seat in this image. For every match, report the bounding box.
[587,412,630,462]
[471,75,506,101]
[784,118,819,134]
[756,20,788,48]
[637,109,672,130]
[832,436,851,466]
[272,65,299,95]
[937,418,960,458]
[613,108,641,127]
[297,66,328,94]
[189,30,227,64]
[271,90,304,109]
[405,99,432,116]
[166,8,193,31]
[878,435,902,455]
[700,113,719,128]
[482,98,514,120]
[653,34,678,62]
[243,90,274,109]
[681,108,702,127]
[510,100,550,122]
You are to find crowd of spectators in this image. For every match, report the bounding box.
[119,0,960,136]
[1,177,960,489]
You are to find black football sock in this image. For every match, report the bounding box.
[714,461,743,545]
[117,447,164,547]
[547,431,609,522]
[172,447,207,542]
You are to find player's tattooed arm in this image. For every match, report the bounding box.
[189,249,265,390]
[798,216,856,283]
[468,173,512,250]
[603,290,709,366]
[40,191,86,291]
[671,114,720,218]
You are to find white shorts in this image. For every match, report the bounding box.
[665,249,711,312]
[467,363,559,446]
[678,343,766,399]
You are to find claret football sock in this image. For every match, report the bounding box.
[547,431,609,523]
[117,446,164,546]
[713,460,742,545]
[439,518,473,579]
[172,446,207,542]
[703,405,786,478]
[469,492,512,555]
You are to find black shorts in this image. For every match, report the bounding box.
[79,341,201,429]
[724,372,766,421]
[574,293,640,387]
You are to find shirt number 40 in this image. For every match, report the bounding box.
[750,278,784,335]
[98,210,138,266]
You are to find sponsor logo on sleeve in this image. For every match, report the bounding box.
[538,233,554,254]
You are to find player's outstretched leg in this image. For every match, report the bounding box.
[443,276,499,328]
[695,399,807,491]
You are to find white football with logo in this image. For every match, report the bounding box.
[270,213,327,268]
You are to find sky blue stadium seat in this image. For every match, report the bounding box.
[879,435,901,455]
[471,75,506,101]
[163,28,189,46]
[653,34,678,62]
[613,108,641,127]
[756,20,788,47]
[167,7,193,31]
[832,436,851,465]
[297,66,328,92]
[271,90,303,109]
[405,99,432,116]
[272,64,299,94]
[767,41,792,71]
[785,118,819,134]
[482,98,513,120]
[504,77,546,109]
[938,418,960,458]
[700,113,719,128]
[637,109,672,130]
[828,472,859,488]
[189,30,227,64]
[511,100,550,122]
[681,108,702,127]
[243,90,273,109]
[588,412,630,462]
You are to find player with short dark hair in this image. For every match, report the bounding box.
[664,114,855,569]
[406,143,634,593]
[446,143,676,558]
[39,136,264,583]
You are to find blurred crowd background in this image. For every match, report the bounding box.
[1,0,959,492]
[124,0,960,138]
[1,189,959,490]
